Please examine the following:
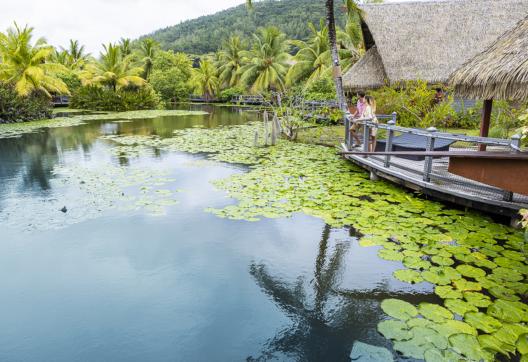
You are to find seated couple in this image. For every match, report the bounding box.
[347,91,378,152]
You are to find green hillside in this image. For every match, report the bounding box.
[141,0,347,54]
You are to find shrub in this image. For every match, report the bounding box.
[370,80,456,128]
[304,77,336,101]
[150,68,192,103]
[57,72,82,95]
[70,85,160,111]
[220,86,246,102]
[0,82,52,123]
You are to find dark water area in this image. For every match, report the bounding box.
[0,105,435,361]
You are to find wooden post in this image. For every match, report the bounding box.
[384,120,396,168]
[423,127,437,182]
[479,99,493,151]
[362,121,370,156]
[345,116,351,150]
[503,134,522,201]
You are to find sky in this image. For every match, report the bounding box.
[0,0,416,55]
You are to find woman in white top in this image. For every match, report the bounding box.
[364,96,378,152]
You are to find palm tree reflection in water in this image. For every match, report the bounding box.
[248,225,384,361]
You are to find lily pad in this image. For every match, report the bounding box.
[444,298,478,316]
[435,285,463,299]
[493,323,528,346]
[393,340,433,360]
[464,291,492,308]
[431,255,454,266]
[350,341,393,362]
[453,279,482,292]
[380,299,418,321]
[418,303,453,323]
[448,333,494,361]
[378,249,403,262]
[456,265,486,279]
[377,320,412,341]
[464,312,502,333]
[489,286,520,301]
[393,269,423,284]
[430,319,477,337]
[422,266,460,285]
[487,299,528,323]
[424,348,463,362]
[518,333,528,355]
[402,256,431,270]
[478,334,515,357]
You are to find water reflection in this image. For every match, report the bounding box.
[249,224,439,361]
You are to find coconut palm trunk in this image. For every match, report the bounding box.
[325,0,348,114]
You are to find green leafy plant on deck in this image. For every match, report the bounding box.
[488,101,526,139]
[370,80,456,128]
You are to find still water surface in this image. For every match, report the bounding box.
[0,105,435,361]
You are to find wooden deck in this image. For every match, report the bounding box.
[341,119,528,219]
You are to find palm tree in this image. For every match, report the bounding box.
[0,23,69,97]
[246,0,361,112]
[239,27,290,93]
[139,38,159,80]
[80,43,145,91]
[217,36,246,88]
[119,38,132,57]
[55,39,89,70]
[190,59,219,100]
[286,21,330,87]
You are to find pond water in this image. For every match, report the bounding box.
[0,105,524,362]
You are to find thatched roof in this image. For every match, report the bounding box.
[449,15,528,101]
[343,46,387,91]
[343,0,528,91]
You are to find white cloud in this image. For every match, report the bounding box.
[0,0,416,55]
[0,0,245,55]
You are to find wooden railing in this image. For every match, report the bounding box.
[344,115,523,202]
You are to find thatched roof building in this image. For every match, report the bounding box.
[343,0,528,92]
[449,15,528,101]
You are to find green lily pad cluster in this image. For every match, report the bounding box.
[380,299,528,361]
[103,120,527,361]
[0,110,208,139]
[0,163,181,231]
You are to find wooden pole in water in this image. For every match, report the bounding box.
[479,99,493,151]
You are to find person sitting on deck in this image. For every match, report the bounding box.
[348,91,366,148]
[364,95,379,152]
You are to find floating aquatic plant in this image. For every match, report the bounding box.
[0,110,208,139]
[0,163,180,231]
[102,120,527,361]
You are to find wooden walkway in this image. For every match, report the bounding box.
[342,119,528,219]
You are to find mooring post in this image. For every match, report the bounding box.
[384,119,396,168]
[423,127,437,182]
[503,134,522,201]
[263,110,269,146]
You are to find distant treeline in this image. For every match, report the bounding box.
[141,0,347,54]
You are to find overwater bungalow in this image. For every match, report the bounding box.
[343,0,528,96]
[341,0,528,222]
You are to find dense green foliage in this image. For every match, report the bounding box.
[0,83,52,123]
[141,0,346,54]
[0,23,69,97]
[149,50,193,103]
[70,85,160,111]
